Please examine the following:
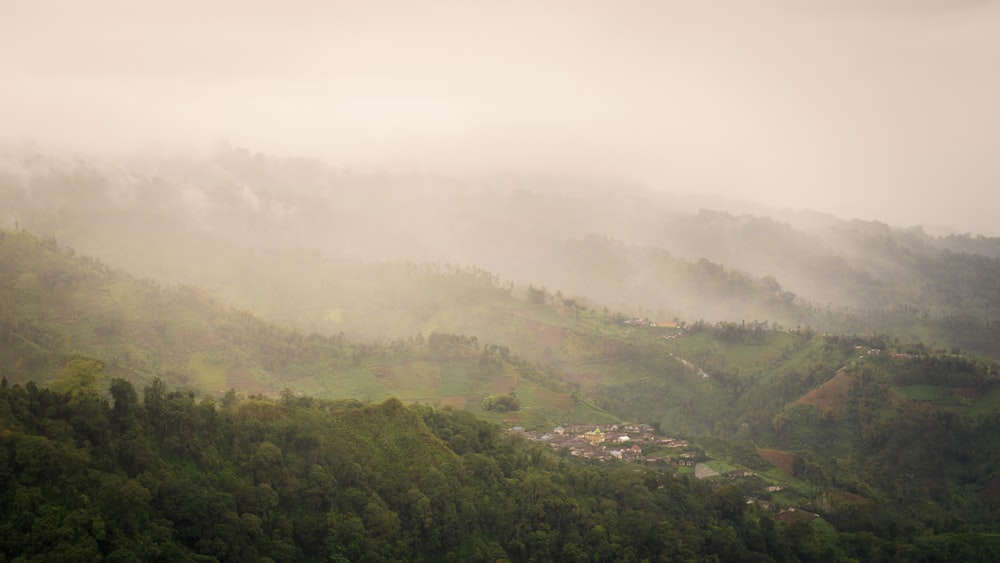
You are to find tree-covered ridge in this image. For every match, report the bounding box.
[0,228,358,395]
[3,228,631,433]
[5,224,1000,557]
[6,148,1000,358]
[3,375,1000,562]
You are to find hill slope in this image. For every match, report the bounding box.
[0,229,624,427]
[4,378,1000,561]
[4,227,1000,554]
[5,148,1000,358]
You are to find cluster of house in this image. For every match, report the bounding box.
[622,318,679,328]
[513,423,818,519]
[856,345,920,360]
[511,423,698,464]
[694,465,757,480]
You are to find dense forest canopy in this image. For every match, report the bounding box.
[3,374,999,562]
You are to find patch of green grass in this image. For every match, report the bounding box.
[188,352,229,391]
[971,383,1000,416]
[315,366,388,400]
[469,379,618,430]
[431,359,477,392]
[892,385,941,401]
[377,360,441,400]
[704,459,738,473]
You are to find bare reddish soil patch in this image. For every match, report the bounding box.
[885,388,905,406]
[978,476,1000,501]
[794,372,855,416]
[955,387,978,399]
[494,375,516,394]
[775,510,814,524]
[758,448,795,475]
[525,320,567,349]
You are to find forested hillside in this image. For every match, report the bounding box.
[4,225,1000,560]
[4,148,1000,560]
[3,376,999,562]
[0,229,618,427]
[5,0,1000,559]
[4,148,1000,357]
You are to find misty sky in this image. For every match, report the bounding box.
[3,0,999,235]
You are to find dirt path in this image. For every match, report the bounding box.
[670,353,710,379]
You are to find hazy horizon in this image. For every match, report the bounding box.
[3,0,999,236]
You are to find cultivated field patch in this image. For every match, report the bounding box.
[517,382,575,411]
[525,320,567,349]
[891,384,940,402]
[758,448,795,475]
[493,375,517,394]
[371,361,441,400]
[188,352,228,392]
[227,367,274,397]
[794,372,855,417]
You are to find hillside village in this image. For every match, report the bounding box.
[513,422,815,522]
[512,423,699,464]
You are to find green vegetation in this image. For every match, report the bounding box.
[481,392,520,412]
[4,222,1000,559]
[0,230,612,427]
[4,376,1000,562]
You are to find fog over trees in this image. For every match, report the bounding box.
[4,4,1000,560]
[4,147,1000,346]
[3,0,1000,235]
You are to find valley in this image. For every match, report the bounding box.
[4,1,1000,557]
[2,150,1000,560]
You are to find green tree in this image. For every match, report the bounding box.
[52,357,104,403]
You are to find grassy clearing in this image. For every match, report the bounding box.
[755,338,829,383]
[971,383,1000,416]
[188,352,229,392]
[374,360,441,400]
[704,459,738,474]
[718,334,801,368]
[473,379,618,429]
[891,385,942,401]
[316,366,388,400]
[514,380,573,411]
[436,362,476,396]
[563,401,619,425]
